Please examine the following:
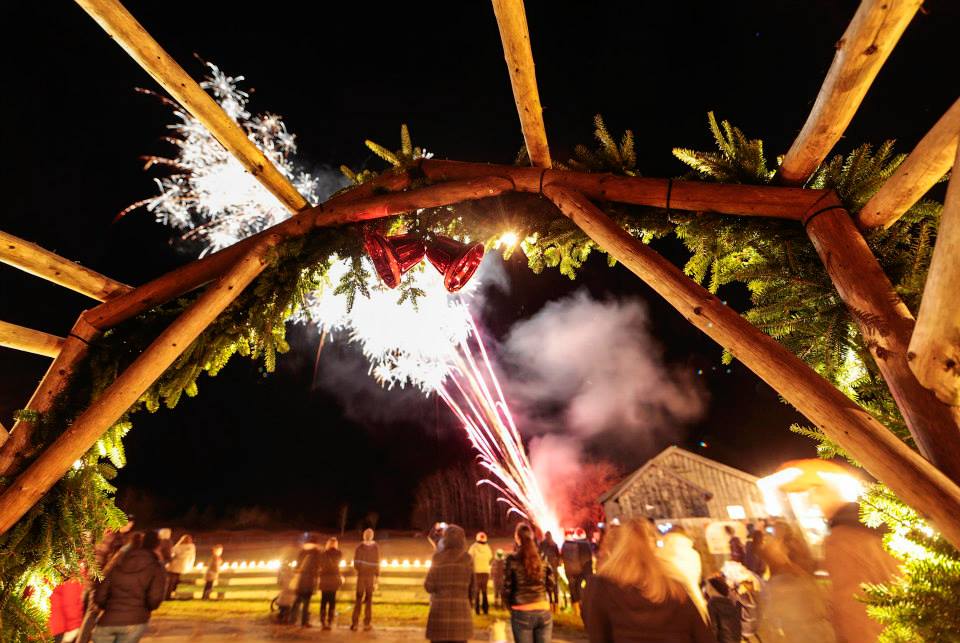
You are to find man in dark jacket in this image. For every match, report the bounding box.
[705,575,741,643]
[351,528,380,631]
[91,529,166,643]
[291,535,322,627]
[560,528,593,616]
[539,531,561,612]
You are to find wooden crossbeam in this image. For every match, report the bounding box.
[778,0,922,184]
[0,238,277,533]
[491,0,551,167]
[543,185,960,549]
[909,145,960,405]
[804,194,960,482]
[859,98,960,229]
[0,230,132,302]
[0,320,65,359]
[75,0,310,213]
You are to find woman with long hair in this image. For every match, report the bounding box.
[504,523,555,643]
[317,537,343,630]
[582,519,715,643]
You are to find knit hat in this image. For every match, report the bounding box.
[476,531,488,543]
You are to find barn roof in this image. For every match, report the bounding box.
[598,445,759,504]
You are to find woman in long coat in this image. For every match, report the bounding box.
[425,524,475,643]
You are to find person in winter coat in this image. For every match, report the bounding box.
[91,530,166,643]
[49,573,86,643]
[582,519,715,643]
[351,528,380,631]
[290,535,322,627]
[79,518,136,643]
[705,575,741,643]
[657,528,707,622]
[425,524,475,643]
[166,534,195,599]
[809,485,898,643]
[201,544,223,600]
[538,532,561,612]
[725,525,745,563]
[318,537,343,630]
[560,528,593,616]
[743,529,767,578]
[756,534,835,643]
[491,549,506,609]
[505,523,555,643]
[467,531,493,615]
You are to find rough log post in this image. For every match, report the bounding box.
[859,98,960,229]
[778,0,922,184]
[909,145,960,405]
[543,185,960,547]
[0,239,277,533]
[84,175,510,330]
[0,321,65,358]
[803,194,960,482]
[0,231,132,301]
[490,0,552,167]
[0,316,100,466]
[75,0,309,213]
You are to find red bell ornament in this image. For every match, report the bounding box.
[363,231,426,289]
[426,236,485,292]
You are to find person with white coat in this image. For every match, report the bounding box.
[166,535,196,599]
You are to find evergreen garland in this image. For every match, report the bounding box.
[1,116,957,641]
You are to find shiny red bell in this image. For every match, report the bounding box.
[426,236,485,292]
[363,231,426,289]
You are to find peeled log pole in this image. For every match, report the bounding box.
[0,321,65,358]
[909,145,960,405]
[490,0,552,167]
[778,0,922,184]
[0,317,100,469]
[543,185,960,548]
[0,240,277,533]
[860,98,960,229]
[0,231,132,302]
[804,195,960,482]
[75,0,309,213]
[83,175,511,330]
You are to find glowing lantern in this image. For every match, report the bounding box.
[363,231,426,289]
[391,559,399,567]
[425,236,484,292]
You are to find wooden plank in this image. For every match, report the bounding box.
[543,184,960,548]
[75,0,309,213]
[0,320,65,358]
[778,0,922,184]
[83,175,510,330]
[0,317,99,469]
[859,98,960,229]
[0,238,277,533]
[0,230,132,302]
[490,0,552,167]
[804,194,960,482]
[908,145,960,404]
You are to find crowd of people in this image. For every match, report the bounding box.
[48,482,894,643]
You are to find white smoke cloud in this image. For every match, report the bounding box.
[502,290,707,440]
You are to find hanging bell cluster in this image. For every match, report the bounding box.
[362,230,484,293]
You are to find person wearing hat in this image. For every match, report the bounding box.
[467,531,494,615]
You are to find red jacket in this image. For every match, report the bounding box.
[49,580,85,635]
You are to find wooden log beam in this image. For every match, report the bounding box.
[0,231,132,302]
[543,184,960,548]
[0,238,277,533]
[0,317,99,468]
[83,174,510,330]
[778,0,922,184]
[909,145,960,405]
[804,193,960,482]
[421,158,828,218]
[859,98,960,229]
[0,321,65,359]
[490,0,552,167]
[75,0,309,213]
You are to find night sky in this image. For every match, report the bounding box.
[2,1,957,529]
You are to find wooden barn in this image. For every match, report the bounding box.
[599,446,769,522]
